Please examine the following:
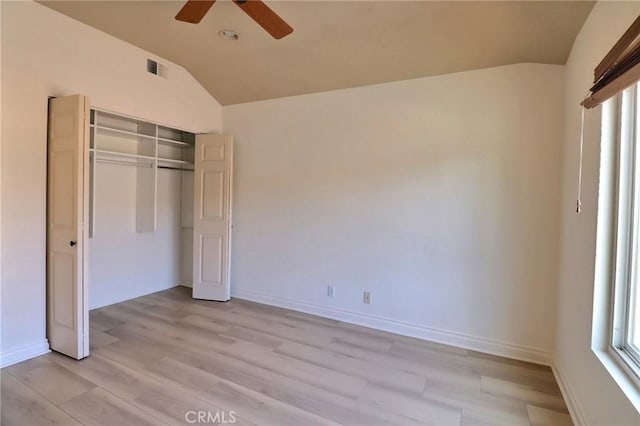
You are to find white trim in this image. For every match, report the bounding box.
[552,359,588,426]
[0,339,50,368]
[231,288,552,366]
[593,348,640,413]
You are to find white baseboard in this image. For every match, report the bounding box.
[231,288,552,366]
[551,360,587,426]
[0,339,50,368]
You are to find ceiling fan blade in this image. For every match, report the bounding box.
[175,0,216,24]
[233,0,293,39]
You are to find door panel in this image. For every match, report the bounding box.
[52,253,75,328]
[200,234,223,284]
[202,170,224,220]
[47,94,89,359]
[203,143,225,161]
[193,134,233,301]
[51,152,75,226]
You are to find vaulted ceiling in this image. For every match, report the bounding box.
[40,1,595,105]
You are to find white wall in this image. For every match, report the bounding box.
[88,166,184,310]
[555,2,640,424]
[224,63,565,363]
[0,1,222,366]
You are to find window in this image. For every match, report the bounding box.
[611,81,640,368]
[594,82,640,408]
[583,15,640,411]
[610,82,640,380]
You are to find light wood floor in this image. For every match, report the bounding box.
[1,287,571,426]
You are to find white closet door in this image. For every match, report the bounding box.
[193,134,233,301]
[47,95,90,359]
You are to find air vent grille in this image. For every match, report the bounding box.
[147,59,159,75]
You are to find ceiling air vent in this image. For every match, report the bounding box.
[147,59,159,75]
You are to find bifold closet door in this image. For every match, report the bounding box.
[47,94,90,359]
[192,134,233,301]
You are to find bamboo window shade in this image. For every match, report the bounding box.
[582,15,640,109]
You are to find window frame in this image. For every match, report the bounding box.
[593,82,640,411]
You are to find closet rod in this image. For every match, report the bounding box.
[95,158,193,172]
[159,165,194,172]
[96,158,152,168]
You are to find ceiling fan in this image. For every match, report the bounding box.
[175,0,293,40]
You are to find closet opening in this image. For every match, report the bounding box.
[46,95,233,361]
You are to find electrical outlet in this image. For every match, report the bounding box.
[327,285,336,298]
[363,291,371,304]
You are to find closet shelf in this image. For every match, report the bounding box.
[158,137,190,147]
[91,148,156,161]
[91,124,156,141]
[158,157,192,165]
[89,108,196,237]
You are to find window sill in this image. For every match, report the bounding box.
[593,347,640,413]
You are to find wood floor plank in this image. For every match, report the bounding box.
[176,313,232,334]
[132,387,256,426]
[89,309,125,331]
[53,353,253,426]
[144,356,223,394]
[17,362,96,405]
[134,292,202,312]
[461,411,530,426]
[527,404,573,426]
[327,339,482,391]
[103,316,236,359]
[480,376,568,413]
[423,382,531,425]
[49,352,223,426]
[284,309,342,327]
[1,371,82,426]
[101,303,178,328]
[390,334,470,357]
[89,326,120,350]
[152,286,235,311]
[467,353,560,393]
[220,325,285,348]
[194,307,335,348]
[220,340,368,399]
[362,383,462,425]
[59,387,162,426]
[140,303,190,320]
[390,340,474,371]
[339,322,469,357]
[229,304,331,331]
[3,355,52,378]
[93,336,169,370]
[200,380,340,426]
[147,349,411,425]
[231,305,394,352]
[101,323,201,362]
[469,350,550,372]
[49,351,163,401]
[276,340,427,394]
[328,330,394,352]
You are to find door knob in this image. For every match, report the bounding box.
[70,241,77,247]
